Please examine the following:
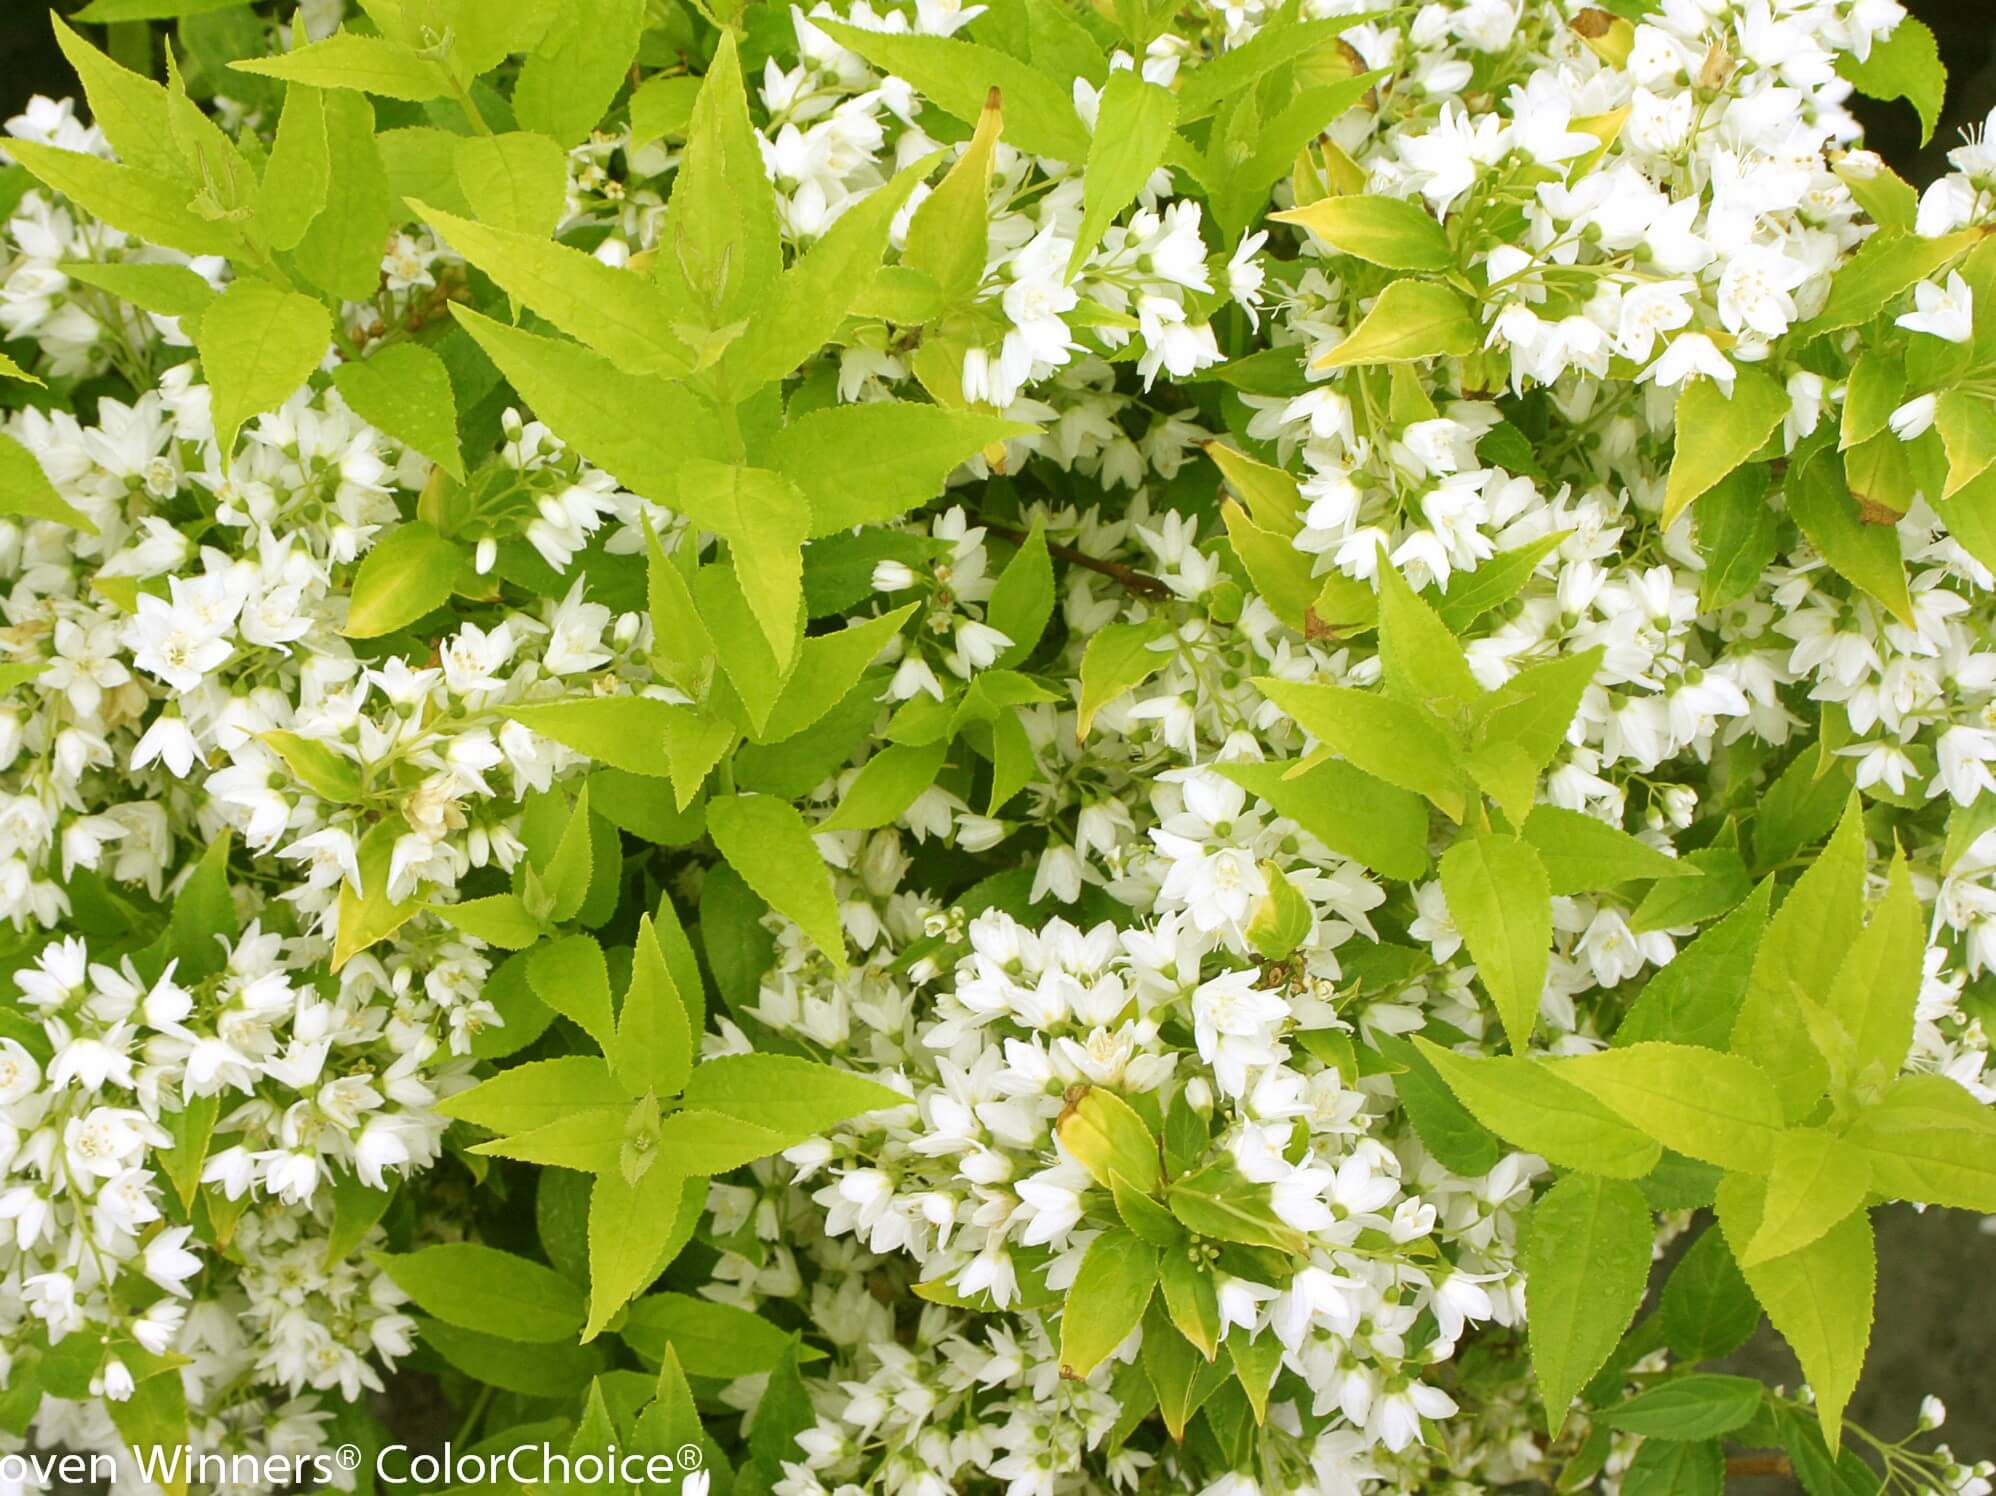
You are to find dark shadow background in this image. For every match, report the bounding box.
[2,0,1993,1485]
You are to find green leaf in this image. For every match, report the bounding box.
[330,343,463,480]
[324,1172,396,1268]
[681,1053,904,1141]
[232,30,450,99]
[157,1093,219,1216]
[1056,1086,1162,1194]
[814,23,1090,162]
[1521,806,1697,895]
[1524,1173,1653,1434]
[1412,1038,1662,1178]
[1431,531,1566,631]
[1311,279,1479,371]
[1142,1300,1230,1439]
[0,432,97,533]
[107,1374,190,1496]
[418,202,689,377]
[1271,194,1453,271]
[1378,1035,1501,1176]
[1550,1042,1786,1174]
[376,1243,587,1342]
[1173,13,1372,121]
[194,278,333,468]
[415,1316,608,1398]
[1838,16,1946,144]
[613,917,694,1101]
[1166,1163,1305,1254]
[1694,464,1779,611]
[820,740,950,832]
[256,729,362,803]
[1660,366,1788,531]
[1069,72,1178,275]
[4,140,235,258]
[56,261,215,326]
[619,1292,827,1377]
[1808,226,1978,338]
[1060,1229,1159,1378]
[766,402,1035,536]
[1617,875,1773,1048]
[1660,1225,1761,1362]
[1741,1127,1869,1266]
[168,830,237,977]
[513,0,646,147]
[1597,1374,1763,1438]
[1716,1174,1873,1455]
[583,1163,692,1340]
[1620,1439,1723,1496]
[343,521,462,638]
[705,793,847,975]
[527,934,618,1052]
[1254,679,1466,820]
[1439,832,1551,1053]
[1076,618,1171,739]
[987,522,1054,667]
[454,131,568,239]
[1822,850,1921,1083]
[1733,793,1864,1120]
[438,1057,618,1132]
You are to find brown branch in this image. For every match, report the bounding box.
[1725,1454,1794,1478]
[976,517,1173,601]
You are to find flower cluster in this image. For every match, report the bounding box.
[0,0,1992,1491]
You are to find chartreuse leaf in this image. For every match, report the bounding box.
[50,14,178,177]
[1438,833,1551,1054]
[1271,194,1453,272]
[4,140,236,259]
[292,90,400,302]
[1525,1173,1653,1435]
[258,729,362,802]
[1077,617,1172,739]
[438,1057,618,1133]
[1312,280,1479,371]
[614,917,693,1101]
[454,131,567,239]
[821,740,950,832]
[1412,1039,1661,1178]
[679,461,810,669]
[418,202,690,377]
[1732,793,1864,1120]
[258,84,331,252]
[513,0,646,147]
[1659,366,1788,531]
[706,793,847,973]
[331,343,463,480]
[583,1161,690,1341]
[1205,440,1303,535]
[1465,646,1603,823]
[196,279,332,468]
[767,402,1035,536]
[334,820,419,969]
[629,74,702,147]
[1221,498,1318,632]
[1376,559,1481,719]
[1716,1173,1873,1454]
[527,934,618,1052]
[1060,1229,1158,1378]
[987,522,1054,667]
[374,1243,587,1343]
[109,1375,190,1496]
[905,89,1002,305]
[0,433,97,532]
[760,605,917,743]
[1785,439,1913,626]
[1617,875,1773,1048]
[1254,678,1467,820]
[620,1293,827,1377]
[470,1107,623,1172]
[649,31,780,336]
[1549,1042,1786,1174]
[343,520,461,638]
[232,30,452,98]
[1740,1127,1869,1267]
[651,1108,790,1174]
[1521,806,1697,895]
[1845,1073,1996,1212]
[814,23,1089,162]
[1069,71,1177,276]
[1822,849,1921,1086]
[1057,1087,1162,1193]
[1838,16,1946,144]
[681,1053,904,1141]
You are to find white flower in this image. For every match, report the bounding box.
[1897,271,1974,343]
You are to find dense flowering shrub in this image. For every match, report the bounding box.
[1,0,1995,1491]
